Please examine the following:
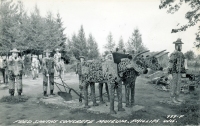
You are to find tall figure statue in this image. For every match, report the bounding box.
[168,38,185,104]
[42,49,55,97]
[54,48,62,79]
[7,48,24,96]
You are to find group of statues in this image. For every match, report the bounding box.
[77,38,186,114]
[0,48,64,97]
[0,38,186,114]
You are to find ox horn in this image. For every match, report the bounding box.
[133,50,150,59]
[149,50,166,58]
[157,52,169,58]
[136,50,150,57]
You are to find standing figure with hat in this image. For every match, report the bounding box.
[168,38,186,104]
[42,49,55,97]
[54,48,62,79]
[7,48,24,96]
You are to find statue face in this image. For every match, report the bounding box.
[46,52,50,57]
[12,52,18,58]
[80,58,84,62]
[175,44,182,51]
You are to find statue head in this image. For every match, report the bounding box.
[173,38,183,51]
[10,48,20,59]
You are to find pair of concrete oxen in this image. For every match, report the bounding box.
[76,50,168,114]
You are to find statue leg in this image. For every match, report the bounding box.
[117,81,125,111]
[90,82,98,106]
[2,69,5,83]
[50,73,55,95]
[130,80,135,107]
[43,74,48,97]
[16,72,22,96]
[99,83,105,104]
[175,73,183,102]
[125,80,130,107]
[109,82,116,114]
[105,83,110,101]
[170,73,180,104]
[8,71,15,96]
[83,82,90,108]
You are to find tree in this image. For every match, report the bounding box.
[55,12,67,50]
[87,34,99,60]
[159,0,200,48]
[71,26,88,60]
[77,25,88,57]
[0,0,22,52]
[184,50,195,60]
[104,32,115,52]
[118,36,125,50]
[126,28,147,54]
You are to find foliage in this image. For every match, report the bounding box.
[0,0,22,52]
[87,34,100,60]
[70,26,100,61]
[71,25,88,60]
[0,0,67,55]
[104,32,116,52]
[118,36,125,51]
[184,50,195,60]
[159,0,200,48]
[126,28,147,54]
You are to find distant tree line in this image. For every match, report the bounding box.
[1,0,170,65]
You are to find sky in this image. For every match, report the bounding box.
[17,0,200,55]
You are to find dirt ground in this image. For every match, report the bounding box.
[0,72,199,126]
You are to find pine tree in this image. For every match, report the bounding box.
[87,34,99,60]
[55,12,67,50]
[0,0,21,52]
[77,25,88,57]
[126,28,147,54]
[71,25,88,59]
[104,32,115,52]
[118,36,125,50]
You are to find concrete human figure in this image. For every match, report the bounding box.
[168,38,186,104]
[24,54,31,77]
[54,48,62,79]
[31,55,40,79]
[42,49,55,97]
[7,48,24,96]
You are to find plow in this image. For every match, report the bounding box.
[53,75,83,102]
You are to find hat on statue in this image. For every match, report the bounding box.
[10,48,20,53]
[173,38,184,44]
[79,56,85,59]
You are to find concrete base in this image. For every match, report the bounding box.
[40,95,144,118]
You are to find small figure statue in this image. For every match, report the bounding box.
[54,48,62,79]
[31,55,40,79]
[24,54,31,77]
[7,48,24,96]
[42,49,55,97]
[168,38,185,104]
